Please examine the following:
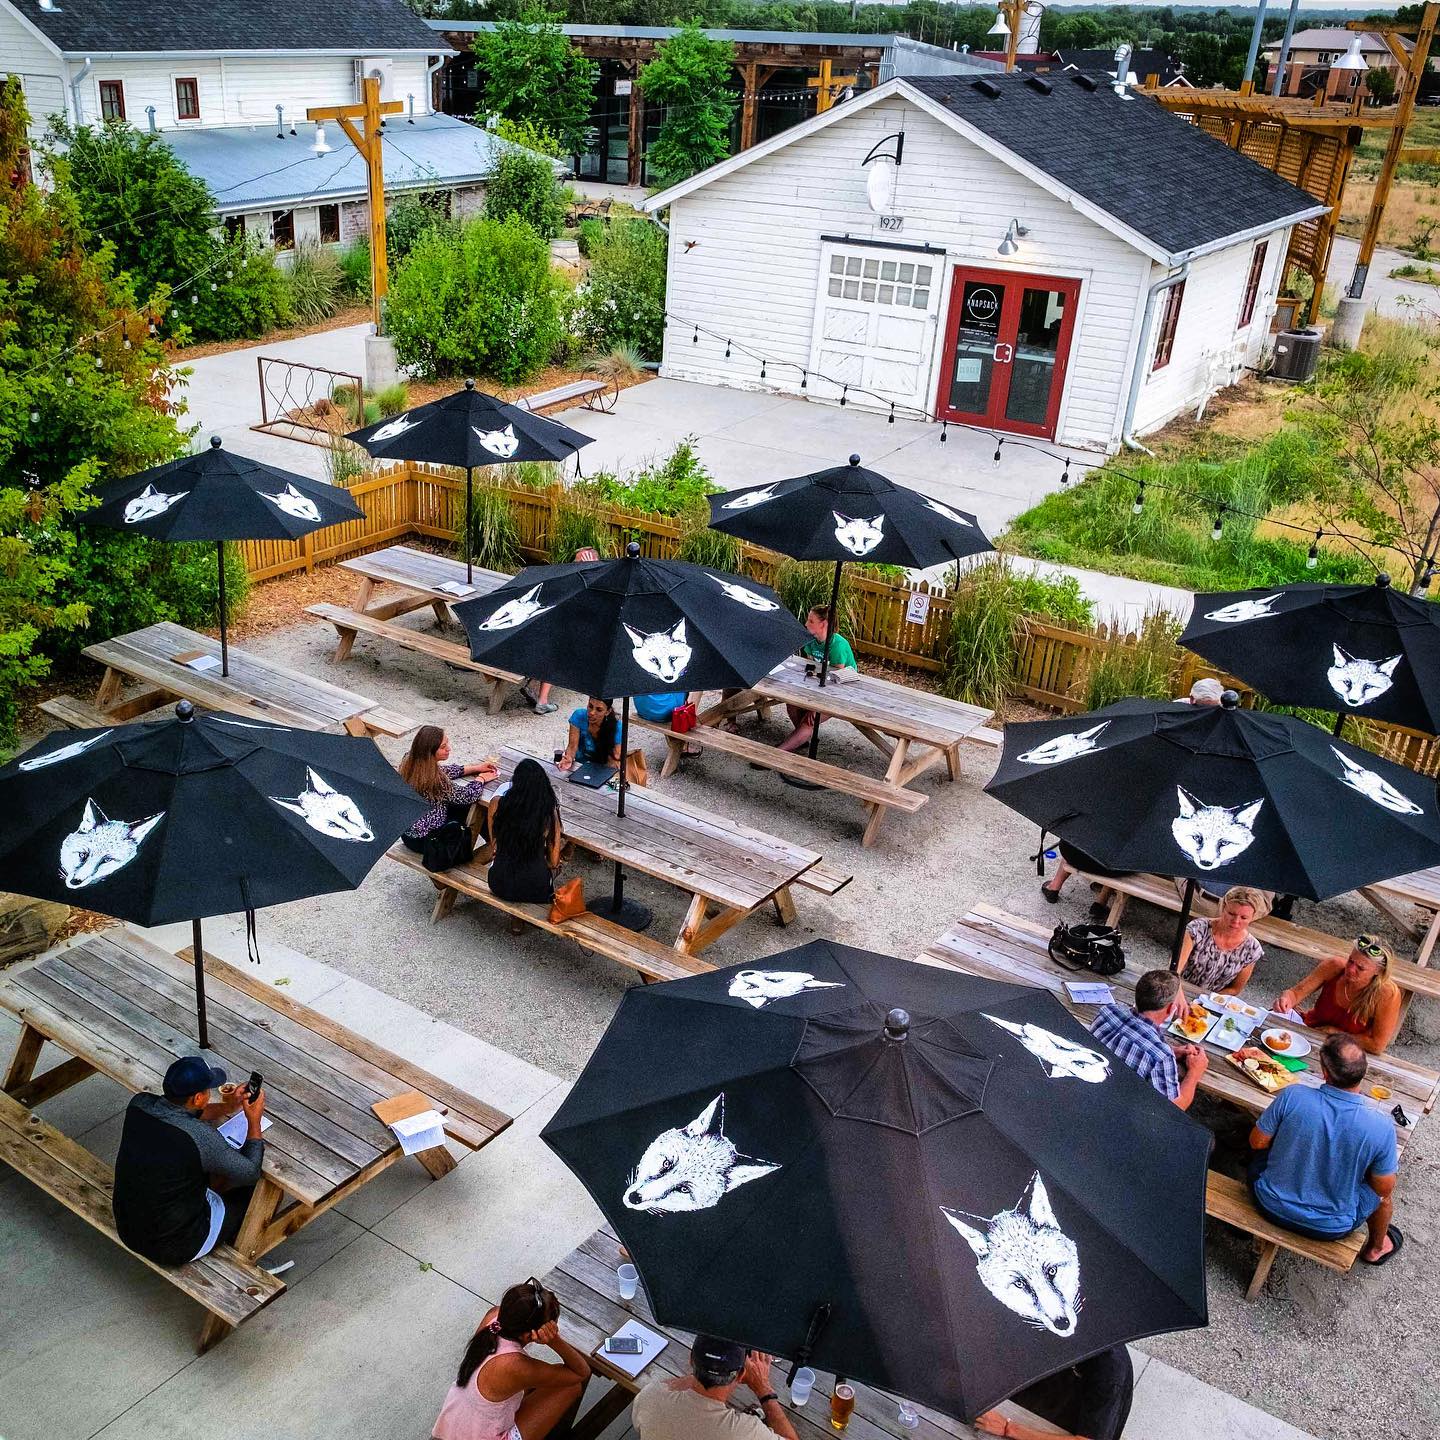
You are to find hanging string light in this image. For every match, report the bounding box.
[1132,482,1145,515]
[800,370,807,390]
[1060,461,1070,486]
[840,385,848,407]
[1307,529,1322,569]
[724,339,731,358]
[760,359,767,379]
[888,401,895,425]
[1211,509,1225,542]
[993,440,1003,466]
[692,324,699,345]
[940,420,948,444]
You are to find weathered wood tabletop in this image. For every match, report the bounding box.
[497,746,821,954]
[544,1226,982,1440]
[0,930,511,1287]
[1361,865,1440,966]
[920,903,1437,1151]
[83,621,392,735]
[340,544,511,616]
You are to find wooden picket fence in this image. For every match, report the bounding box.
[236,464,1440,777]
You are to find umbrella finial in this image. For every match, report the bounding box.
[175,699,196,722]
[1376,572,1392,588]
[1220,689,1240,709]
[464,378,476,391]
[208,435,222,449]
[626,540,641,559]
[849,453,861,467]
[883,1007,910,1042]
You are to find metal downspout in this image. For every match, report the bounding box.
[69,58,93,125]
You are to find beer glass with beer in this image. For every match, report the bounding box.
[830,1382,856,1431]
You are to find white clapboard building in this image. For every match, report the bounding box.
[644,72,1327,451]
[0,0,518,251]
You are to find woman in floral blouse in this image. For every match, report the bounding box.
[1175,885,1265,996]
[398,726,497,850]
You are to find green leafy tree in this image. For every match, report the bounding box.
[1365,66,1397,106]
[638,23,737,188]
[471,7,598,157]
[488,115,565,158]
[484,148,566,239]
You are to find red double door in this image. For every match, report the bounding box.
[934,267,1081,440]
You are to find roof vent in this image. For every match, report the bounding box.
[1024,75,1053,95]
[38,0,61,10]
[971,78,1003,99]
[1071,73,1099,91]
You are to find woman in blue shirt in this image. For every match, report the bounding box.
[557,696,624,771]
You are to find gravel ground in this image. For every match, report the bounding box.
[36,608,1440,1440]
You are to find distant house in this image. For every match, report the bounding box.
[1263,28,1414,101]
[0,0,521,251]
[643,73,1326,452]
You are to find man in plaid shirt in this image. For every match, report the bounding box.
[1091,969,1208,1110]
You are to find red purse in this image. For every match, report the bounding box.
[672,702,697,733]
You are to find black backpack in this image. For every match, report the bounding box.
[421,819,473,872]
[1047,922,1126,977]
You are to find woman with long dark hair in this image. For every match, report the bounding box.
[432,1278,589,1440]
[398,726,497,851]
[486,758,564,905]
[556,696,622,772]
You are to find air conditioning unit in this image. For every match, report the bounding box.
[1270,327,1323,383]
[356,57,395,101]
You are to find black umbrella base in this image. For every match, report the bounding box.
[604,897,654,932]
[780,774,825,791]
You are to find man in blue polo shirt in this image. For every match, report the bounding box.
[1248,1033,1401,1266]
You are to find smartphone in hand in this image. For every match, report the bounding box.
[245,1071,263,1102]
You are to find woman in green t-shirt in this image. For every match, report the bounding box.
[777,605,857,753]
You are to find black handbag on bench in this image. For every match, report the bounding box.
[1047,922,1126,977]
[421,819,473,872]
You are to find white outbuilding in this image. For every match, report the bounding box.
[643,72,1328,453]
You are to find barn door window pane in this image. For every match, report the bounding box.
[1237,241,1268,330]
[175,78,200,121]
[1152,280,1185,371]
[318,204,341,244]
[98,80,125,121]
[271,210,295,250]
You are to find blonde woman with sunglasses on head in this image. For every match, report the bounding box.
[1274,935,1402,1056]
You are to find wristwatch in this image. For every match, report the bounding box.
[757,1392,780,1407]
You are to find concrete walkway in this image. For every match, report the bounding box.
[1325,236,1439,322]
[0,918,1321,1440]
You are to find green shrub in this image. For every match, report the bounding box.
[374,382,410,417]
[326,440,371,487]
[338,238,372,299]
[386,216,566,381]
[581,439,715,515]
[484,148,565,240]
[548,489,615,561]
[488,115,565,159]
[940,558,1028,711]
[576,217,604,257]
[478,459,559,490]
[772,559,856,635]
[280,242,343,326]
[332,382,360,424]
[457,480,525,571]
[387,186,453,270]
[577,219,666,359]
[1083,608,1182,711]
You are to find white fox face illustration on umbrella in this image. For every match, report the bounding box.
[1331,747,1424,816]
[19,731,113,771]
[261,484,323,523]
[1327,646,1402,708]
[1017,723,1108,767]
[984,1015,1111,1083]
[474,424,520,458]
[624,619,692,684]
[727,969,845,1009]
[623,1094,781,1214]
[1172,788,1262,870]
[709,575,780,612]
[478,584,553,632]
[922,496,973,526]
[833,511,885,557]
[368,414,420,443]
[721,484,779,511]
[123,485,188,523]
[59,801,165,889]
[270,768,374,842]
[1204,594,1282,623]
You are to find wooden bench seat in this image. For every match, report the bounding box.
[517,379,614,415]
[0,1090,284,1347]
[309,602,521,715]
[1086,871,1440,1003]
[388,846,712,983]
[635,716,926,815]
[40,695,122,729]
[796,860,853,897]
[1205,1168,1366,1299]
[347,704,418,739]
[966,725,1005,750]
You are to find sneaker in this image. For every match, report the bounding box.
[534,701,558,715]
[519,684,538,708]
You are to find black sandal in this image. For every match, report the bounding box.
[1361,1224,1404,1266]
[1040,883,1060,904]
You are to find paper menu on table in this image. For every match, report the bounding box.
[1064,981,1115,1006]
[594,1319,668,1378]
[438,581,476,597]
[218,1112,272,1149]
[173,650,222,672]
[390,1108,447,1156]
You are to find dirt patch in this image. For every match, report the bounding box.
[172,306,373,363]
[1139,375,1289,452]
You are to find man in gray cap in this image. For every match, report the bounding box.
[632,1334,798,1439]
[112,1055,266,1265]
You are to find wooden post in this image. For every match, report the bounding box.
[307,76,404,329]
[807,59,857,114]
[627,68,645,187]
[738,63,777,151]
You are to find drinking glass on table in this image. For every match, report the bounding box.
[789,1367,815,1406]
[831,1382,856,1431]
[897,1400,920,1429]
[616,1263,639,1301]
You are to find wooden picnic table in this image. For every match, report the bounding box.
[919,903,1438,1152]
[82,621,414,737]
[0,929,510,1345]
[496,747,822,954]
[657,659,992,847]
[1361,865,1440,967]
[545,1226,983,1440]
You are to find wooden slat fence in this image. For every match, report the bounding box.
[235,464,1440,778]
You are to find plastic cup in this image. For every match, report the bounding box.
[789,1367,815,1407]
[616,1263,639,1301]
[897,1401,920,1430]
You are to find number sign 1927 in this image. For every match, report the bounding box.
[878,215,904,232]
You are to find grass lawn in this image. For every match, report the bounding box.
[1339,109,1440,254]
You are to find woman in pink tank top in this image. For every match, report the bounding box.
[433,1278,591,1440]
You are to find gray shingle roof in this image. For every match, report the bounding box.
[907,73,1326,257]
[13,0,444,54]
[162,114,508,212]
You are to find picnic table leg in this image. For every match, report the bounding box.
[1358,885,1429,945]
[676,895,751,954]
[94,667,125,714]
[331,624,358,663]
[771,887,797,926]
[861,801,888,849]
[1418,908,1440,968]
[430,600,450,627]
[197,1176,285,1353]
[342,716,369,738]
[414,1142,458,1179]
[659,734,683,780]
[1104,890,1128,927]
[431,883,459,924]
[2,1023,46,1093]
[352,576,376,616]
[485,680,510,717]
[945,741,962,782]
[1245,1240,1280,1301]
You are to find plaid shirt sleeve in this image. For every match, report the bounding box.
[1091,1005,1180,1101]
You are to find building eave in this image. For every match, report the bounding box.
[1,0,65,58]
[56,47,451,59]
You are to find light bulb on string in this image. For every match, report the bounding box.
[94,354,103,369]
[800,370,807,390]
[940,420,948,444]
[148,320,157,336]
[190,292,198,304]
[840,386,848,407]
[1060,461,1070,486]
[209,281,217,291]
[65,375,73,387]
[1306,530,1321,569]
[724,339,731,358]
[30,410,40,424]
[760,359,767,380]
[1132,483,1145,515]
[1211,511,1224,542]
[888,402,895,425]
[692,324,698,345]
[993,441,1003,466]
[123,336,131,350]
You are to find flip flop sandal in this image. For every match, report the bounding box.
[1361,1225,1404,1267]
[1040,884,1061,904]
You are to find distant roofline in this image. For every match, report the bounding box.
[429,19,910,49]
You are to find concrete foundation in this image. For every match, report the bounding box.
[365,332,401,392]
[1330,295,1368,350]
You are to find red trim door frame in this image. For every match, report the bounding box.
[934,266,1081,440]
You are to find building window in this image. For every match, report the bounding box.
[1238,241,1269,330]
[271,210,295,250]
[175,77,200,121]
[224,215,245,242]
[98,80,125,122]
[318,203,341,244]
[1152,280,1186,371]
[826,252,932,310]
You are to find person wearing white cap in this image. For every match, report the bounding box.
[1185,677,1224,706]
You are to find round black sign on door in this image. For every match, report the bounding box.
[965,286,1001,326]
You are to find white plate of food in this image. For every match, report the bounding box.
[1261,1028,1310,1058]
[1208,1011,1259,1052]
[1168,1003,1217,1045]
[1199,993,1266,1022]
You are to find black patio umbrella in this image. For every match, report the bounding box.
[1180,574,1440,737]
[542,942,1209,1423]
[986,692,1440,959]
[454,543,809,928]
[347,378,594,583]
[707,454,993,763]
[84,436,365,675]
[0,702,427,1046]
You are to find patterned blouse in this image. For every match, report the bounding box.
[1183,917,1263,992]
[404,763,488,840]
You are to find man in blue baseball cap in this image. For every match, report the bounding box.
[112,1055,266,1266]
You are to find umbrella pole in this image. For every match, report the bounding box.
[1333,712,1345,740]
[465,466,474,584]
[192,917,210,1049]
[607,697,652,932]
[216,540,229,677]
[1170,878,1197,971]
[804,560,844,764]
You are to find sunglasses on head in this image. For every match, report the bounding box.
[526,1276,548,1319]
[1354,935,1387,961]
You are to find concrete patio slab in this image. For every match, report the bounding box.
[1126,1354,1323,1440]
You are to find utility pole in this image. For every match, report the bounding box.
[307,76,404,329]
[1269,0,1301,97]
[1241,0,1268,88]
